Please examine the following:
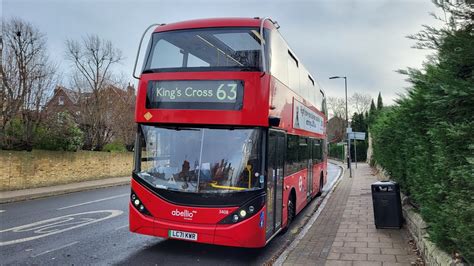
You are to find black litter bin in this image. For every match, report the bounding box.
[371,181,403,229]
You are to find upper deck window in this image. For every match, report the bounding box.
[143,27,267,73]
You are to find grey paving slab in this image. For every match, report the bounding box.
[282,163,420,266]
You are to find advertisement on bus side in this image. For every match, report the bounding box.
[293,99,325,135]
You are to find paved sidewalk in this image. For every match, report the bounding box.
[282,163,418,266]
[0,176,130,203]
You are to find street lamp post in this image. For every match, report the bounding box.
[329,76,352,178]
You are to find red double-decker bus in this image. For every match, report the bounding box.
[129,17,328,248]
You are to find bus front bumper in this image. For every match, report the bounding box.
[129,203,266,248]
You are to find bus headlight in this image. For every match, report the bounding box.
[130,190,152,216]
[218,195,265,224]
[248,206,255,213]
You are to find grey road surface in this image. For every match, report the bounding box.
[0,163,341,265]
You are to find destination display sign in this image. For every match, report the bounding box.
[146,80,244,110]
[293,99,325,134]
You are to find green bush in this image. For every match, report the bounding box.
[103,141,127,152]
[329,141,367,162]
[1,118,28,150]
[350,140,367,162]
[371,26,474,262]
[329,142,345,160]
[35,112,84,151]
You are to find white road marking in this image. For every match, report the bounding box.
[0,210,123,246]
[57,194,128,210]
[31,241,79,257]
[115,224,129,230]
[0,210,5,213]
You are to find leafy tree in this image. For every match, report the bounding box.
[350,112,368,161]
[370,99,376,113]
[376,92,383,110]
[351,112,367,133]
[367,99,378,126]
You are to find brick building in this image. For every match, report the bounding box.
[45,85,135,118]
[327,116,346,143]
[44,84,136,149]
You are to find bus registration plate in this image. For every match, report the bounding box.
[168,230,198,241]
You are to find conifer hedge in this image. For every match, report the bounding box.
[371,17,473,261]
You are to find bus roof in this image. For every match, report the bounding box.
[154,17,276,32]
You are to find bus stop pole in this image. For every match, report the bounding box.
[354,139,357,169]
[342,144,344,161]
[348,135,352,178]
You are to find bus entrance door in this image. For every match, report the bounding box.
[266,130,284,239]
[307,139,314,199]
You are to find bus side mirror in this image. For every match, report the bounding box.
[133,23,163,79]
[269,116,280,127]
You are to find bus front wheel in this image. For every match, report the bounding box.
[317,175,323,196]
[281,194,296,234]
[288,197,295,224]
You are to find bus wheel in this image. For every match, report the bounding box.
[287,195,296,226]
[281,194,295,234]
[317,175,323,196]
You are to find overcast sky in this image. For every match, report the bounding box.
[3,0,443,105]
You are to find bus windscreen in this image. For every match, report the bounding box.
[135,125,263,193]
[143,27,265,72]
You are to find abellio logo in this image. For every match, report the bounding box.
[171,209,197,220]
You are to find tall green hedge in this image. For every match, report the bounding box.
[371,27,473,261]
[350,140,367,162]
[329,141,367,162]
[329,142,345,160]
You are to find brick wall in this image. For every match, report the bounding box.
[0,150,133,191]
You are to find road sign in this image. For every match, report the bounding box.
[348,132,366,140]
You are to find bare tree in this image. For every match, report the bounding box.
[349,92,372,114]
[65,35,123,150]
[110,82,136,150]
[1,18,56,150]
[327,96,347,119]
